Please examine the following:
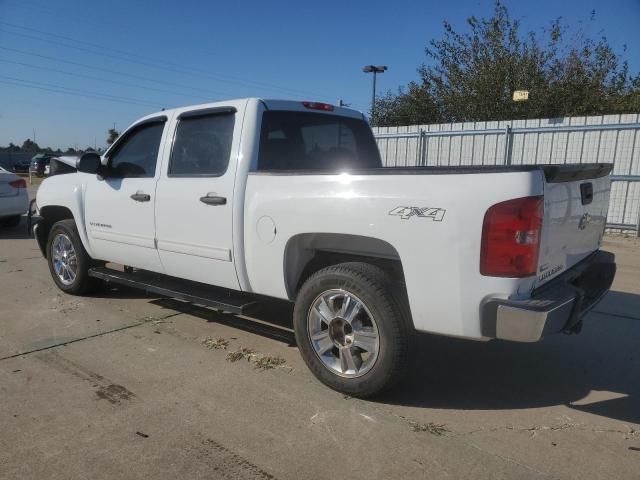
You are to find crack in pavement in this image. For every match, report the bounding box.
[0,311,183,362]
[360,403,638,476]
[462,422,639,439]
[363,406,554,477]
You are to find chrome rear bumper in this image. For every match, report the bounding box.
[482,250,616,342]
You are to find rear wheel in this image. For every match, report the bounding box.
[293,262,410,397]
[46,219,100,295]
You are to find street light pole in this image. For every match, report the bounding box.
[371,72,377,112]
[362,65,387,121]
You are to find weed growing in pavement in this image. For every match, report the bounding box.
[411,422,450,436]
[254,355,286,370]
[202,336,230,350]
[226,348,256,362]
[206,340,289,371]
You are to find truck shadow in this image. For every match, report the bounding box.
[98,285,640,425]
[149,297,296,346]
[382,290,640,425]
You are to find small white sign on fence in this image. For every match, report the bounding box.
[512,90,529,101]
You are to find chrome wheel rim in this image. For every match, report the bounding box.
[52,233,77,286]
[307,289,380,378]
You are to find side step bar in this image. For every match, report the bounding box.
[88,267,259,315]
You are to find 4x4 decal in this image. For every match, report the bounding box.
[389,206,446,221]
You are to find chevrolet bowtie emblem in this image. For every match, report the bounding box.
[578,212,591,230]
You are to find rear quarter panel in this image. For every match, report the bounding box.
[244,170,544,339]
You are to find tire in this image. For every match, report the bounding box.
[1,215,21,227]
[293,262,410,397]
[46,219,100,295]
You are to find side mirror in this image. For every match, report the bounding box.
[78,152,102,175]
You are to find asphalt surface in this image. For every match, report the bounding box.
[1,210,639,479]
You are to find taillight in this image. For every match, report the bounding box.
[302,101,334,112]
[480,196,543,277]
[9,179,26,189]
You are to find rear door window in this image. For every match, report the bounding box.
[257,111,382,171]
[169,112,235,176]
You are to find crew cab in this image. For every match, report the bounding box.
[33,98,616,396]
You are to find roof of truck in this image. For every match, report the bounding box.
[141,98,365,123]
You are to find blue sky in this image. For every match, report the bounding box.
[0,0,638,150]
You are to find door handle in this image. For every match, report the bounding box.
[200,194,227,206]
[130,191,151,202]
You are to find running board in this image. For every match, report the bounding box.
[88,267,258,315]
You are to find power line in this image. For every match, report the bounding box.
[0,58,211,102]
[0,55,369,113]
[0,28,247,93]
[0,22,160,60]
[0,78,154,108]
[0,21,334,100]
[0,46,236,99]
[0,75,164,108]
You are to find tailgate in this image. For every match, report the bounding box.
[535,164,612,288]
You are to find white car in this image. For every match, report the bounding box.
[0,166,29,227]
[34,98,616,396]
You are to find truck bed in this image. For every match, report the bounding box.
[245,162,613,338]
[251,163,613,180]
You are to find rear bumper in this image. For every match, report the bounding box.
[481,250,616,342]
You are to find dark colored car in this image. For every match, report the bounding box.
[30,154,54,177]
[12,158,32,173]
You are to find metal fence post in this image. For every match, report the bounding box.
[503,125,512,165]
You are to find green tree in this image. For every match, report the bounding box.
[21,138,40,152]
[373,1,640,126]
[374,83,440,127]
[106,128,120,145]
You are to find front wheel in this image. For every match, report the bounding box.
[293,262,410,397]
[46,219,100,295]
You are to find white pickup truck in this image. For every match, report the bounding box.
[34,98,616,396]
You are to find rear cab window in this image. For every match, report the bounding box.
[257,111,382,172]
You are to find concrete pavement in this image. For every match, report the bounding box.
[1,221,639,479]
